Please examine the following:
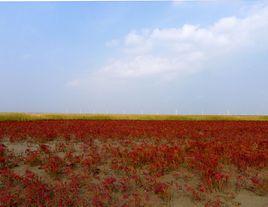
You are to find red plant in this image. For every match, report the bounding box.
[154,182,169,194]
[0,120,267,206]
[0,144,5,155]
[42,156,64,175]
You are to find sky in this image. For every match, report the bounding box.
[0,1,268,114]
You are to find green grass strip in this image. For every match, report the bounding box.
[0,112,268,121]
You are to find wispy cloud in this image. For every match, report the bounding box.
[105,39,120,48]
[88,5,267,81]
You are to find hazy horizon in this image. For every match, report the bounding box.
[1,1,268,114]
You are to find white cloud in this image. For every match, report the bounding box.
[68,5,268,89]
[124,31,145,46]
[105,39,120,47]
[67,79,81,87]
[92,5,268,80]
[171,0,187,6]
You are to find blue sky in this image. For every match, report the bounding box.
[0,1,268,114]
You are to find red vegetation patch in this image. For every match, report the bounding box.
[0,120,268,206]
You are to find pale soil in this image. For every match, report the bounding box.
[234,190,268,207]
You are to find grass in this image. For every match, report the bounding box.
[0,112,268,121]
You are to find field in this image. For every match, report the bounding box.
[0,114,268,207]
[1,112,268,121]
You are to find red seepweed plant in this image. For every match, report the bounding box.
[0,120,267,206]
